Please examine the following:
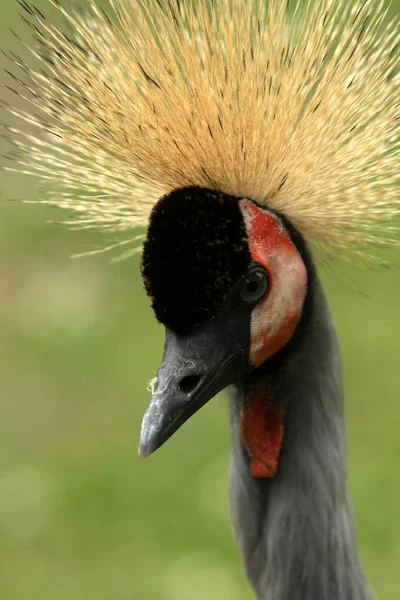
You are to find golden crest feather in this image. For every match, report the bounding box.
[2,0,399,259]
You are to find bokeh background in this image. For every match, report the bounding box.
[0,1,399,599]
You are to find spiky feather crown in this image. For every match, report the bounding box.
[2,0,399,260]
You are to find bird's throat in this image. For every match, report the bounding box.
[240,379,284,478]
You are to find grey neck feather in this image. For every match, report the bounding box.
[228,273,374,600]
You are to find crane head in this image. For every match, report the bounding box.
[138,187,307,459]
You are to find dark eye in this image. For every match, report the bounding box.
[240,268,269,303]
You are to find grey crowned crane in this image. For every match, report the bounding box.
[2,0,399,598]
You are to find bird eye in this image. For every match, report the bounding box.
[240,268,269,304]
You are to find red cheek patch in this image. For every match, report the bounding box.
[240,199,307,368]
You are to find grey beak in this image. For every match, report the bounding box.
[138,309,250,458]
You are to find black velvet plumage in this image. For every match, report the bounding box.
[141,187,252,333]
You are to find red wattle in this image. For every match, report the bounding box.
[240,380,284,478]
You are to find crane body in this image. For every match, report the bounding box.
[229,276,372,600]
[138,188,375,600]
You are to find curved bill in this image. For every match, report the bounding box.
[138,310,249,458]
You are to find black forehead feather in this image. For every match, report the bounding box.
[141,187,251,332]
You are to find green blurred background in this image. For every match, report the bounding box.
[0,1,399,599]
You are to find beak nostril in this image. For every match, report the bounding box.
[178,374,202,394]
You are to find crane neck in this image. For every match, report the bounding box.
[228,273,374,600]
